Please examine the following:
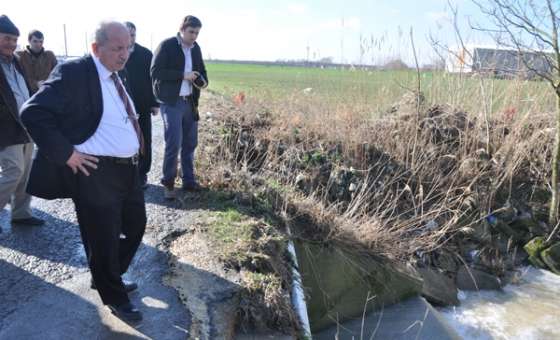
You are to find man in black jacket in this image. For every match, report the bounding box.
[22,21,145,322]
[151,15,208,199]
[122,21,158,189]
[0,15,44,231]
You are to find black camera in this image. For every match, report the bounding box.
[192,72,207,89]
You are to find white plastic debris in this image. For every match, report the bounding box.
[425,220,438,230]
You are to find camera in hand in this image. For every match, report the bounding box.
[192,72,207,89]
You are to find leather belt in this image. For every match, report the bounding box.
[97,154,139,165]
[179,95,193,101]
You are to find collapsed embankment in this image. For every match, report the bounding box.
[168,90,560,337]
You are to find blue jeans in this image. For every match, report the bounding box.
[160,98,198,187]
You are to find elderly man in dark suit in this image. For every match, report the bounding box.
[21,21,146,322]
[151,15,208,200]
[0,14,45,231]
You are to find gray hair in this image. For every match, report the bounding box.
[94,21,127,46]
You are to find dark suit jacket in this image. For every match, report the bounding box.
[151,35,208,120]
[123,43,158,115]
[21,55,103,199]
[0,56,32,147]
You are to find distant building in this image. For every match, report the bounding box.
[446,45,553,79]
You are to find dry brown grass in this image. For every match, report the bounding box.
[200,86,554,266]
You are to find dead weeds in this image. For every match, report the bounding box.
[190,90,556,333]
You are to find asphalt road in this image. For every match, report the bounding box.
[0,118,193,339]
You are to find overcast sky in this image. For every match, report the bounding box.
[3,0,490,65]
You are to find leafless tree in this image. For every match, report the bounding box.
[472,0,560,225]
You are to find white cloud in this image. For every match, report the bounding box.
[287,3,307,15]
[318,16,361,32]
[345,17,361,31]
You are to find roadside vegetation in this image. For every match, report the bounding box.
[183,60,560,335]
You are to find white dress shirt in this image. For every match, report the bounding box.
[74,56,139,157]
[179,39,193,96]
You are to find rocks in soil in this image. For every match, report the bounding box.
[295,173,309,192]
[431,250,460,274]
[417,267,459,306]
[492,221,527,244]
[327,166,355,202]
[510,218,547,239]
[524,236,547,269]
[541,242,560,275]
[456,265,502,291]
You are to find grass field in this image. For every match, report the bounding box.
[206,61,555,117]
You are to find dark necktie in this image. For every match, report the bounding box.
[110,73,144,155]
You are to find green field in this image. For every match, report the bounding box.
[206,62,555,117]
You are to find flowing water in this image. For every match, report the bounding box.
[440,267,560,340]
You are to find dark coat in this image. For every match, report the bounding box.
[0,56,31,147]
[122,43,158,115]
[21,55,103,199]
[150,36,207,120]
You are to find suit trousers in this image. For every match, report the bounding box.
[72,157,146,306]
[138,113,152,184]
[0,143,34,220]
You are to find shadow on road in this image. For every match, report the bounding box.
[0,207,87,269]
[0,207,193,339]
[0,259,145,339]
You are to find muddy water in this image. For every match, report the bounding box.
[440,267,560,340]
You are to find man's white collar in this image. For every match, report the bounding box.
[92,55,113,80]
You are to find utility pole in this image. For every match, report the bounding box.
[359,32,363,65]
[340,17,345,64]
[63,24,68,57]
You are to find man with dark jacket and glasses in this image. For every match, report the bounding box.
[151,15,208,200]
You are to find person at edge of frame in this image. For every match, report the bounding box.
[0,14,45,233]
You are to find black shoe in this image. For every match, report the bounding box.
[91,279,138,293]
[11,217,45,226]
[108,302,143,322]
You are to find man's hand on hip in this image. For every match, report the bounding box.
[66,151,99,176]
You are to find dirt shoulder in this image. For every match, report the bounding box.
[163,92,298,339]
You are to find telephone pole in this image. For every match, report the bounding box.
[63,24,68,57]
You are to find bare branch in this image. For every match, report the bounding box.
[449,0,473,61]
[469,0,559,86]
[547,0,560,86]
